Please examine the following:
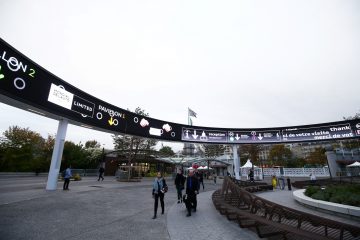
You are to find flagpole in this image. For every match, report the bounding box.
[188,107,190,125]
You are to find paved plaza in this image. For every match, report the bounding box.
[0,176,358,240]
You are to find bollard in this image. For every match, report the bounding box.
[287,177,292,190]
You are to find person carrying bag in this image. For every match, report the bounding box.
[152,172,167,219]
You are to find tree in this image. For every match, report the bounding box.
[240,144,262,166]
[343,111,360,120]
[85,147,104,168]
[85,140,101,149]
[341,139,360,150]
[203,144,225,158]
[202,144,225,177]
[84,140,103,168]
[31,134,55,173]
[305,147,327,167]
[0,126,50,172]
[268,144,292,166]
[61,140,102,169]
[62,141,88,169]
[286,157,306,168]
[112,107,158,180]
[159,145,175,157]
[0,126,105,172]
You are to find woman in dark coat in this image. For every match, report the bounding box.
[152,172,167,219]
[174,169,185,203]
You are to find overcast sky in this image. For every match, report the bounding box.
[0,0,359,152]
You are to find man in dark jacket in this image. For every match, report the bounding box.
[98,167,105,181]
[185,170,199,217]
[63,165,72,190]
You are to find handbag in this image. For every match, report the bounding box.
[183,194,188,203]
[162,179,168,193]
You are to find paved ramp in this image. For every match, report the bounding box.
[167,190,258,240]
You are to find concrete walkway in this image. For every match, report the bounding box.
[0,177,259,240]
[167,190,257,240]
[1,176,358,240]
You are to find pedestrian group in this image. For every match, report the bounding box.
[151,168,213,219]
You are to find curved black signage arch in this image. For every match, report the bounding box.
[1,38,360,144]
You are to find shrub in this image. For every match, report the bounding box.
[329,195,343,204]
[145,172,158,177]
[312,191,326,201]
[73,173,82,181]
[305,184,360,207]
[305,186,320,197]
[343,195,360,207]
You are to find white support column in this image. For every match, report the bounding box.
[46,119,68,190]
[232,145,241,180]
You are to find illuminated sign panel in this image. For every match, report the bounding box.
[0,38,359,144]
[71,95,95,118]
[182,128,228,143]
[228,130,281,143]
[48,84,74,110]
[281,123,354,142]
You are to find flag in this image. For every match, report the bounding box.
[188,108,197,118]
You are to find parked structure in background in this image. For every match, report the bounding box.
[325,145,360,177]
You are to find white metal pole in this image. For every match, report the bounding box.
[188,107,190,125]
[232,145,240,180]
[46,119,68,190]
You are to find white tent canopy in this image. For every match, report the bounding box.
[198,166,213,170]
[346,161,360,167]
[241,159,258,168]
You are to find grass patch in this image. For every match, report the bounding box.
[304,184,360,207]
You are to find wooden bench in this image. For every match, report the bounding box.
[212,177,360,240]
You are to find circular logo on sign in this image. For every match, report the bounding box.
[14,78,26,90]
[356,123,360,129]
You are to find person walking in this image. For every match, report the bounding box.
[213,173,217,185]
[310,173,316,185]
[199,171,204,190]
[271,175,277,190]
[248,169,254,182]
[184,170,199,217]
[63,165,72,190]
[98,167,105,181]
[174,169,185,204]
[152,172,167,219]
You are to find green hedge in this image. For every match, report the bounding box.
[305,184,360,207]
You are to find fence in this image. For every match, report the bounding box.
[241,167,330,178]
[72,169,98,176]
[0,169,98,178]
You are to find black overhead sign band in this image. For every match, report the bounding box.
[0,38,359,144]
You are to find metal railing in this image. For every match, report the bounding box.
[241,167,330,178]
